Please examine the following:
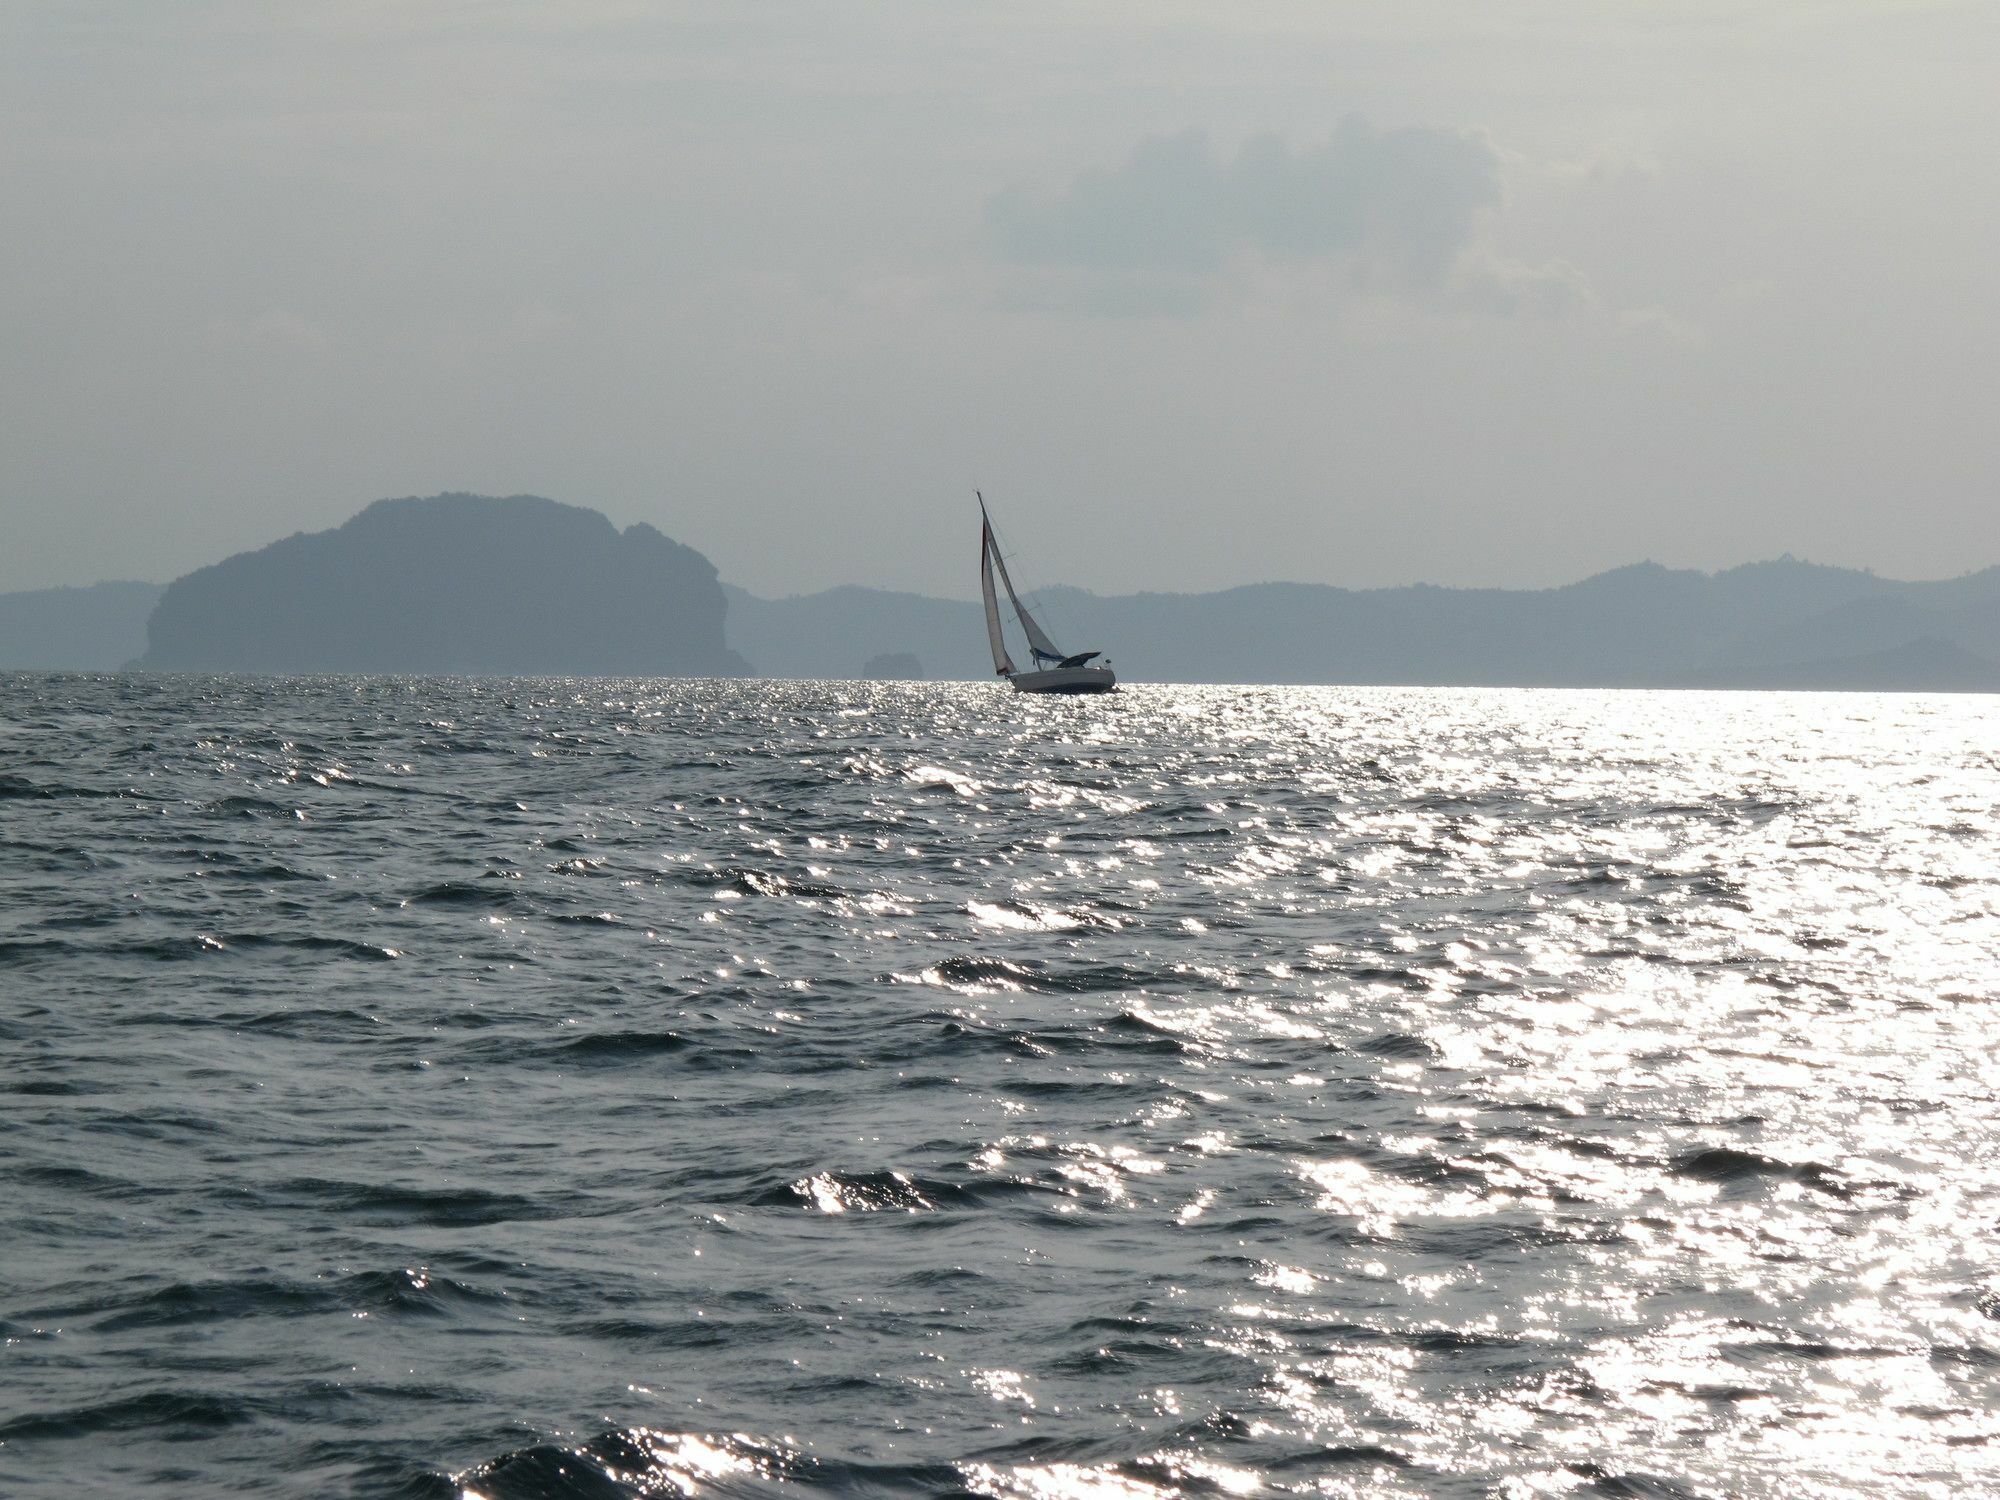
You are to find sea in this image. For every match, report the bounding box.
[2,673,1996,1500]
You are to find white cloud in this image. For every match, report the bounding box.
[985,121,1500,297]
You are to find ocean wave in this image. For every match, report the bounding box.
[4,676,1996,1499]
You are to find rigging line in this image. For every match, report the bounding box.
[984,516,1060,657]
[978,491,1082,666]
[1000,538,1082,653]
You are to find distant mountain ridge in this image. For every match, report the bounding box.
[135,493,749,676]
[727,555,2000,690]
[3,508,1995,689]
[0,581,163,670]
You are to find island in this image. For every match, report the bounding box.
[136,493,751,677]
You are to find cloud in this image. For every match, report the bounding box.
[1452,253,1596,319]
[985,119,1500,296]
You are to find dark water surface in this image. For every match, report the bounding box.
[2,674,1996,1499]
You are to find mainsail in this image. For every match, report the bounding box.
[979,512,1015,675]
[978,494,1064,667]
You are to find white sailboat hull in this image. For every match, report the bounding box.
[1006,666,1117,695]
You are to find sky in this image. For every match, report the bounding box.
[1,0,1996,600]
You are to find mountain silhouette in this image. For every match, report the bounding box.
[728,557,2000,689]
[0,581,163,670]
[136,494,749,676]
[6,526,1997,689]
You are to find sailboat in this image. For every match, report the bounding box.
[978,493,1117,694]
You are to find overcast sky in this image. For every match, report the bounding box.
[2,1,1995,599]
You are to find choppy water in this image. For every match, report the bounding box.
[2,674,1997,1499]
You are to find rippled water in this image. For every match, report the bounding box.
[2,674,1997,1499]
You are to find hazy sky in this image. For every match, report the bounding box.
[3,1,1995,599]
